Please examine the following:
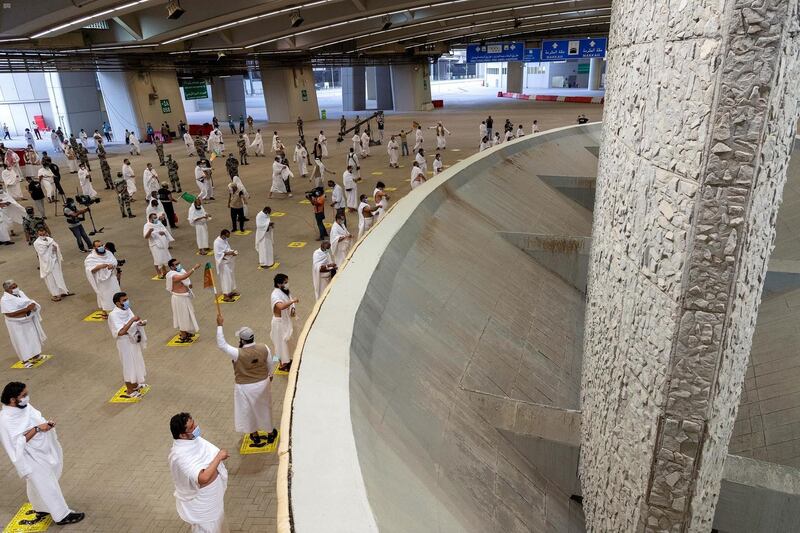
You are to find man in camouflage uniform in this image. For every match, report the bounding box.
[76,143,91,170]
[155,137,166,166]
[225,153,239,179]
[22,206,49,245]
[193,136,207,160]
[96,144,114,189]
[114,173,135,218]
[166,154,182,192]
[237,134,248,166]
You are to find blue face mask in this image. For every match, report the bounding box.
[176,264,183,272]
[96,246,105,254]
[192,426,201,439]
[122,301,130,310]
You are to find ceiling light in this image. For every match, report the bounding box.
[381,15,393,31]
[167,0,185,20]
[31,0,153,39]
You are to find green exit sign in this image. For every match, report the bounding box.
[160,99,172,113]
[577,63,591,74]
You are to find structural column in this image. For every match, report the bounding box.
[390,63,432,112]
[375,65,394,111]
[505,61,524,93]
[45,71,106,137]
[581,1,800,531]
[211,75,246,122]
[587,57,603,91]
[96,71,187,141]
[341,66,366,112]
[258,62,320,123]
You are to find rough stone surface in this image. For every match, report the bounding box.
[581,0,800,531]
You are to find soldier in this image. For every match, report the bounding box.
[193,136,207,160]
[76,143,91,171]
[114,173,136,218]
[237,134,248,166]
[166,154,182,192]
[22,206,50,245]
[96,144,114,190]
[155,137,166,166]
[225,153,239,179]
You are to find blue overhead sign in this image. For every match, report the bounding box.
[540,38,607,61]
[466,42,524,63]
[523,48,541,62]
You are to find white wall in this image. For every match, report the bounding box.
[0,73,55,135]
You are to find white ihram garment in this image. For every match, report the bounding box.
[1,290,46,362]
[415,152,427,173]
[293,146,308,176]
[122,164,137,195]
[357,202,373,239]
[216,327,275,433]
[343,171,357,209]
[33,236,69,297]
[213,237,237,294]
[195,166,212,200]
[37,168,55,199]
[108,306,147,383]
[360,132,370,157]
[433,158,443,175]
[270,162,287,194]
[2,169,23,198]
[311,248,334,300]
[250,132,264,156]
[329,221,351,267]
[77,168,97,197]
[143,168,159,197]
[144,221,174,266]
[411,166,426,189]
[0,404,71,521]
[373,188,388,222]
[166,270,199,333]
[184,133,195,155]
[84,250,120,311]
[255,211,274,266]
[270,288,294,364]
[318,134,328,157]
[189,204,209,249]
[169,437,228,532]
[387,140,399,166]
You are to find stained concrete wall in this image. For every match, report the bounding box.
[390,63,432,112]
[581,1,800,531]
[260,63,319,123]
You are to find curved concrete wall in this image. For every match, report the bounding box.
[281,124,602,532]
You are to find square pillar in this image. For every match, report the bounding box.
[259,62,319,123]
[366,66,377,101]
[581,1,800,531]
[211,75,247,122]
[375,66,394,111]
[341,66,366,112]
[505,61,524,93]
[45,71,105,137]
[390,63,432,112]
[588,58,603,91]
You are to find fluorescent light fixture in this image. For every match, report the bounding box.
[31,0,154,39]
[0,37,30,43]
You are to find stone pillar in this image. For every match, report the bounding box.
[506,61,524,93]
[44,71,105,137]
[390,63,432,112]
[211,75,246,123]
[375,66,394,111]
[587,58,603,91]
[365,66,377,101]
[581,1,800,532]
[96,71,187,141]
[341,66,366,112]
[259,62,319,123]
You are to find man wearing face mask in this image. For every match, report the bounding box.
[215,314,278,448]
[168,412,229,532]
[213,229,239,302]
[108,292,147,398]
[166,259,200,343]
[270,274,299,373]
[1,281,47,366]
[0,382,86,526]
[144,212,174,279]
[84,240,120,318]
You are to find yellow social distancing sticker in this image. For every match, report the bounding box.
[258,262,280,270]
[10,355,53,370]
[271,212,286,217]
[233,230,252,236]
[216,294,241,304]
[167,334,198,347]
[83,310,107,322]
[3,503,53,532]
[109,385,151,404]
[287,241,306,248]
[239,431,279,455]
[298,199,311,205]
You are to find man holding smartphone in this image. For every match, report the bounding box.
[0,381,85,526]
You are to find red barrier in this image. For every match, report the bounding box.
[189,124,213,136]
[432,100,444,108]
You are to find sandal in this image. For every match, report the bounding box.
[56,512,85,525]
[51,296,62,302]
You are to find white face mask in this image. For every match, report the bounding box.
[11,288,20,296]
[17,395,28,407]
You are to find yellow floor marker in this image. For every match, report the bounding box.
[324,222,332,229]
[167,333,199,347]
[298,199,311,205]
[271,212,287,217]
[239,431,279,455]
[151,275,165,281]
[216,294,241,304]
[10,355,53,370]
[3,503,53,532]
[195,251,211,256]
[287,241,306,248]
[451,148,462,152]
[274,365,289,376]
[258,262,281,270]
[398,165,405,168]
[82,310,107,322]
[371,171,384,176]
[384,187,397,192]
[109,384,151,404]
[324,188,332,193]
[233,230,252,236]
